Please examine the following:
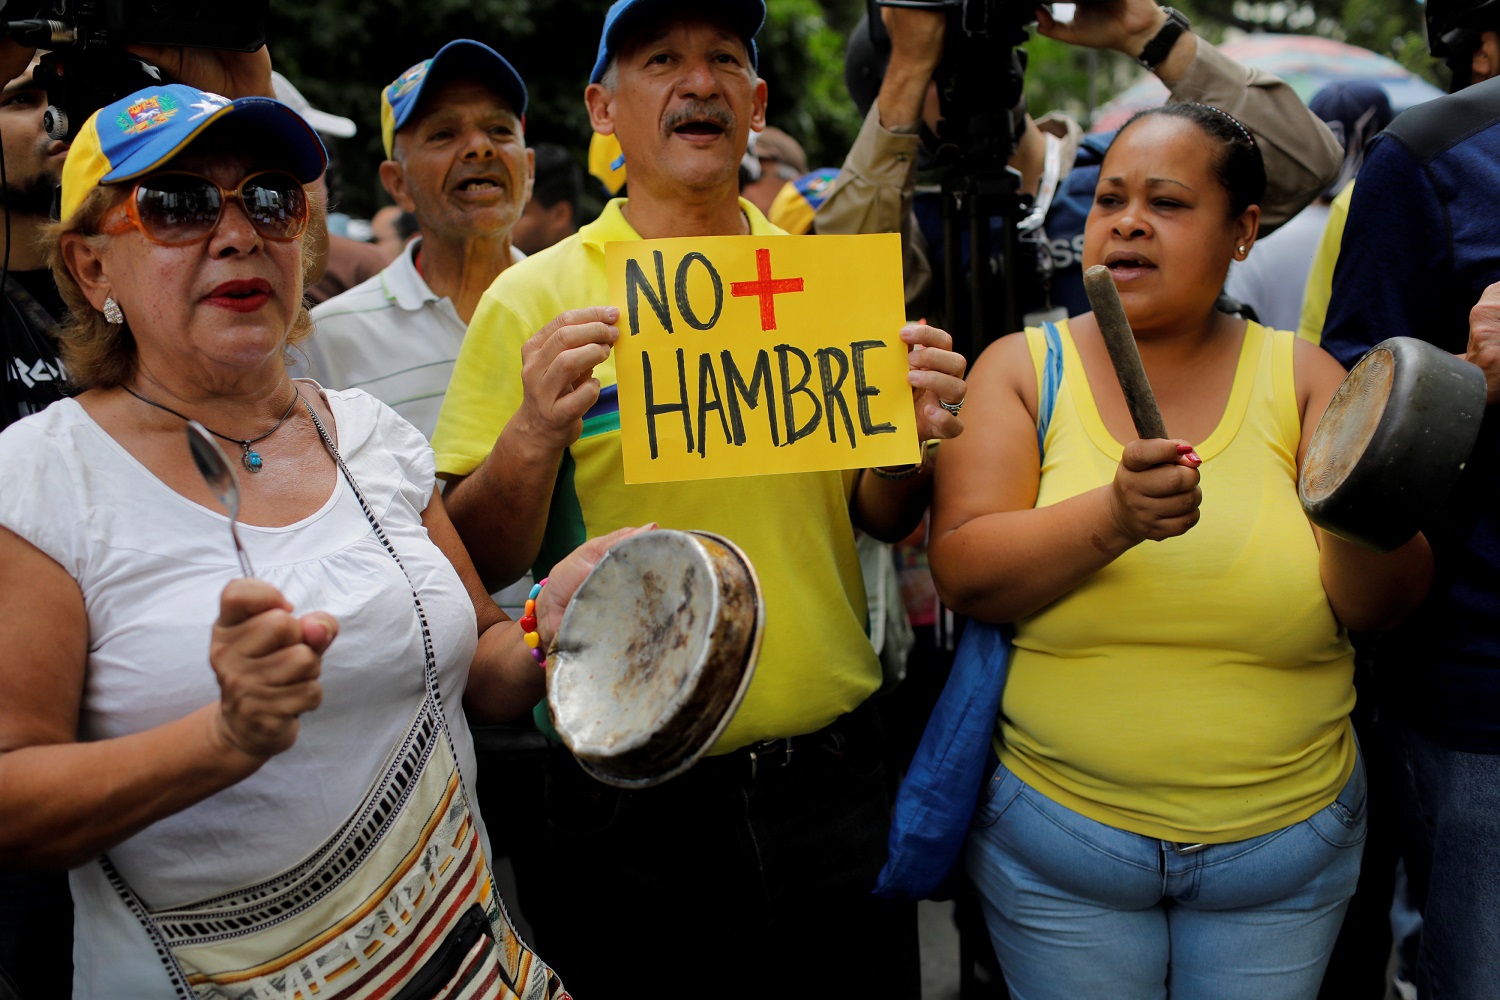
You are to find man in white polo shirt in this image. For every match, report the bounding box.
[296,39,534,440]
[294,42,545,940]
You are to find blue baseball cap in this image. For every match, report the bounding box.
[62,85,327,223]
[589,0,765,84]
[381,40,528,158]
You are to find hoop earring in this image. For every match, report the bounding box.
[102,296,124,325]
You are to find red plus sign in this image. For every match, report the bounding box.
[730,248,805,331]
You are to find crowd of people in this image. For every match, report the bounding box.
[0,0,1496,997]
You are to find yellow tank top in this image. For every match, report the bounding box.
[998,320,1355,843]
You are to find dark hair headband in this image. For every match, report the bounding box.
[1190,102,1256,147]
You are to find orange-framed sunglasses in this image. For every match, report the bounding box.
[102,170,311,247]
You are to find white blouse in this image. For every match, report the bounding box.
[0,386,485,997]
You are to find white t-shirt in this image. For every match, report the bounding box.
[298,242,535,614]
[0,387,486,997]
[296,238,524,442]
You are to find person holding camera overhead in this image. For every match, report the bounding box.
[816,0,1343,328]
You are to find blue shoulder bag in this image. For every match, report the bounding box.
[873,322,1063,901]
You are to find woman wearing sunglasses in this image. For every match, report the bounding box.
[0,85,610,997]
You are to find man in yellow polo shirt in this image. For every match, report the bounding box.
[430,1,966,994]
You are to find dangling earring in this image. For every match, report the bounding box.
[102,296,124,325]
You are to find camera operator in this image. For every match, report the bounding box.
[816,0,1342,331]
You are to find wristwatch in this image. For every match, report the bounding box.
[1137,7,1190,71]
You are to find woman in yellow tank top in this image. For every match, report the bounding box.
[928,102,1432,999]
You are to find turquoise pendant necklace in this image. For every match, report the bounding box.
[121,383,300,473]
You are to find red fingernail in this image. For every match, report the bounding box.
[1175,444,1194,454]
[1186,451,1201,464]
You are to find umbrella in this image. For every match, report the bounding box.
[1088,33,1446,133]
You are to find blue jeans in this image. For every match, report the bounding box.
[1397,725,1500,1000]
[964,758,1366,1000]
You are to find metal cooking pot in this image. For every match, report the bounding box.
[546,529,764,788]
[1300,336,1485,552]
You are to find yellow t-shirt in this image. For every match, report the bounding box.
[431,199,879,752]
[999,320,1356,843]
[1297,181,1355,345]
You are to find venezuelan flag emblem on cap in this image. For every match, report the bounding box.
[380,40,527,158]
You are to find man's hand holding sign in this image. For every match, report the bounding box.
[427,5,971,990]
[456,237,963,591]
[604,232,964,491]
[513,306,621,453]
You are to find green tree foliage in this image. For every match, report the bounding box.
[1023,31,1134,124]
[1020,0,1444,129]
[268,0,1445,218]
[269,0,616,217]
[1193,0,1441,79]
[267,0,868,217]
[759,0,864,169]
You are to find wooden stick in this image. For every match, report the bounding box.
[1083,264,1168,440]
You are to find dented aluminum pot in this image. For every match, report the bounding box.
[546,529,764,788]
[1300,336,1485,552]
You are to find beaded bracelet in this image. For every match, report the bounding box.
[520,577,549,668]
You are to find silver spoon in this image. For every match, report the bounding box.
[186,420,254,577]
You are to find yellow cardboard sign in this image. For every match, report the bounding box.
[607,233,917,484]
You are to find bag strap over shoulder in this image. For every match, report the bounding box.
[1032,321,1064,457]
[303,399,445,706]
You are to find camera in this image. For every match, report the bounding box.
[865,0,1032,160]
[1,0,268,140]
[862,0,1040,354]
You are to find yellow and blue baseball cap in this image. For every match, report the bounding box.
[769,167,840,236]
[589,0,765,84]
[61,84,327,223]
[381,40,528,158]
[588,132,628,195]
